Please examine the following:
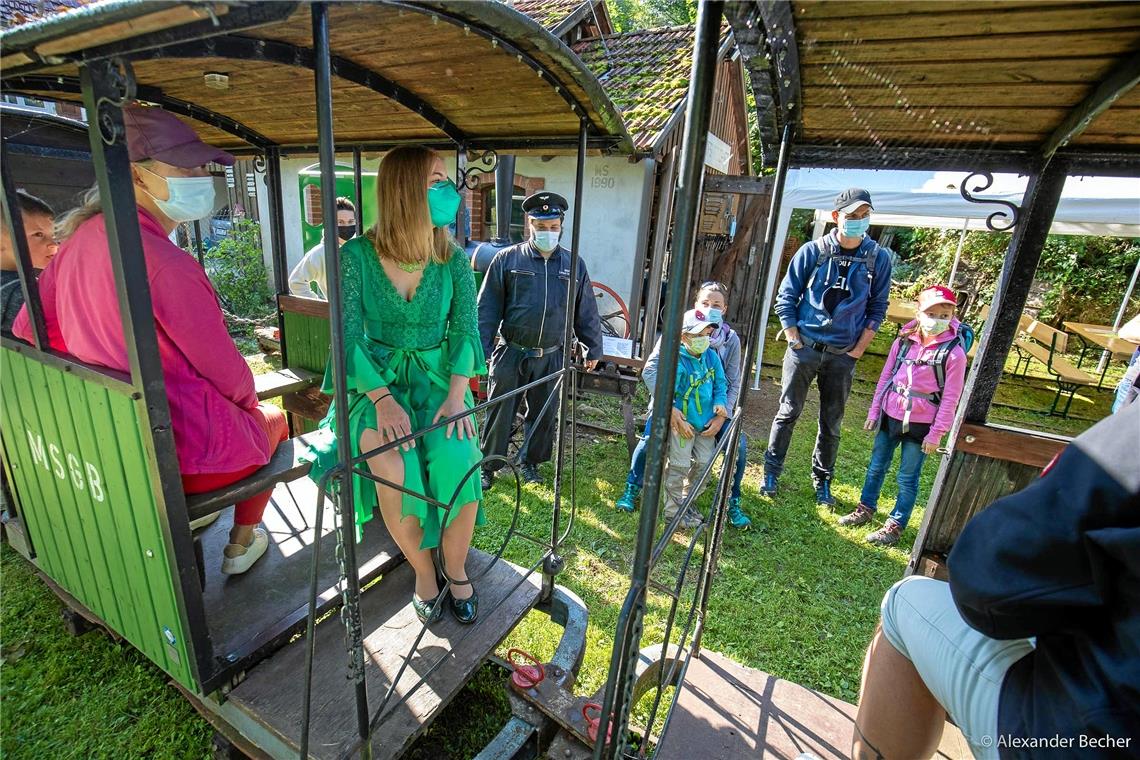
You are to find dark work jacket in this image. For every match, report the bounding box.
[476,241,603,361]
[948,401,1140,757]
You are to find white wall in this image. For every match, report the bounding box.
[513,155,651,315]
[256,153,653,311]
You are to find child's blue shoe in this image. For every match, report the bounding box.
[760,473,779,498]
[615,483,640,512]
[815,480,836,507]
[726,497,752,530]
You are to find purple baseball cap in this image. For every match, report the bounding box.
[124,104,234,167]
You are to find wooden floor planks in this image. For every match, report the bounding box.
[199,478,400,661]
[226,549,541,759]
[658,650,973,760]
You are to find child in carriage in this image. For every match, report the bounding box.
[838,285,969,546]
[661,308,730,528]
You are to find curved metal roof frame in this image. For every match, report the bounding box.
[0,0,635,154]
[727,1,1140,175]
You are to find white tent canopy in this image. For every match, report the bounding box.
[752,168,1140,388]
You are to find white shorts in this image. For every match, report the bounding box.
[879,576,1035,760]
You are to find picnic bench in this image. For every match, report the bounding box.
[1012,318,1097,417]
[1062,321,1138,388]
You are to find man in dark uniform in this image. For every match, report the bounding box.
[478,191,603,487]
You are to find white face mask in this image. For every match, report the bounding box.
[919,315,951,335]
[141,166,217,222]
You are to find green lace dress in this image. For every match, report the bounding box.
[305,237,486,546]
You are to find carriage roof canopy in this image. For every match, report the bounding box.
[729,0,1140,170]
[0,0,635,153]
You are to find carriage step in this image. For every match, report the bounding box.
[224,549,542,760]
[657,650,972,760]
[185,434,321,521]
[254,367,320,401]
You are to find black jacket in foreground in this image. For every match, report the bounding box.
[948,402,1139,758]
[476,241,603,361]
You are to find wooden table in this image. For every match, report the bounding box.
[1063,321,1139,387]
[886,300,916,326]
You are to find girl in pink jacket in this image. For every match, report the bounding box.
[838,285,968,546]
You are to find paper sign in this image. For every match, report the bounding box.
[603,336,634,359]
[704,133,732,174]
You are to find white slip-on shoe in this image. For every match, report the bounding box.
[221,527,269,575]
[189,512,221,531]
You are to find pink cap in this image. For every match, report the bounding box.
[124,104,234,168]
[917,285,957,311]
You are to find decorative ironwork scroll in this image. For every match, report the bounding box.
[457,149,498,189]
[95,58,137,146]
[960,171,1021,232]
[251,154,267,174]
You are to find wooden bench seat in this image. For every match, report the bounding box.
[254,367,320,401]
[185,436,317,521]
[1012,320,1097,417]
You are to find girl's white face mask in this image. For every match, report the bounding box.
[919,314,951,335]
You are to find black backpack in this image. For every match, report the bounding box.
[884,324,976,405]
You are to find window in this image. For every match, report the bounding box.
[482,184,526,242]
[303,183,323,226]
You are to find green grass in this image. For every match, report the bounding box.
[1,324,1107,758]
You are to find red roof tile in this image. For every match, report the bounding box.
[0,0,86,29]
[509,0,587,31]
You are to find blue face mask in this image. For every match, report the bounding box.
[427,179,461,227]
[532,229,560,252]
[841,215,871,238]
[703,307,724,325]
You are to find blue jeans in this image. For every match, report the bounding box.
[627,415,747,500]
[859,427,926,529]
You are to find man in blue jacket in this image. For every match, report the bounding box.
[762,188,892,505]
[852,401,1139,760]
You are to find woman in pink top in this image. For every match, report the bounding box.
[14,104,285,575]
[837,285,968,547]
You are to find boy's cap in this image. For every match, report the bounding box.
[682,308,716,335]
[917,285,957,310]
[124,103,235,167]
[833,187,873,213]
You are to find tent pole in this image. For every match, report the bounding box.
[1098,252,1140,374]
[947,217,969,288]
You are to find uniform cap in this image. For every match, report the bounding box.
[522,191,568,219]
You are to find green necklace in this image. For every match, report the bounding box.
[396,260,424,273]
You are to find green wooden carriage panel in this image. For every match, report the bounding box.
[282,310,332,434]
[0,348,196,688]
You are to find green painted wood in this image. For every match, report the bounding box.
[282,310,330,374]
[0,348,196,688]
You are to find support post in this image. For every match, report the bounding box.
[79,59,212,682]
[191,218,205,268]
[455,145,468,244]
[308,3,370,755]
[265,147,289,367]
[947,218,970,288]
[1098,253,1140,375]
[908,158,1068,575]
[547,120,588,602]
[353,146,365,236]
[594,4,724,757]
[0,139,48,349]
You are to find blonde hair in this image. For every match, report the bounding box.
[54,159,161,241]
[370,146,453,267]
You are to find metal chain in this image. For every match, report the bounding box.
[332,479,364,682]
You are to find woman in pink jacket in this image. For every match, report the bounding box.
[14,104,285,575]
[838,285,967,546]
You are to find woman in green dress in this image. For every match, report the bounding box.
[312,146,485,625]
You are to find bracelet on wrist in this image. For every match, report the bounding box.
[374,391,391,403]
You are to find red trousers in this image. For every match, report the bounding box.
[181,404,289,526]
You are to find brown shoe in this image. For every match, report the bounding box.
[838,503,874,527]
[866,519,902,547]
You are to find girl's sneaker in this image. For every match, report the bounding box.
[615,483,641,512]
[726,497,752,530]
[221,528,269,575]
[839,503,874,527]
[866,519,902,547]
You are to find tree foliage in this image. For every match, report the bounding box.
[608,0,696,32]
[201,218,275,335]
[893,227,1140,327]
